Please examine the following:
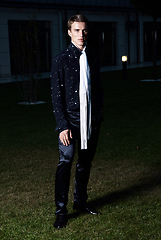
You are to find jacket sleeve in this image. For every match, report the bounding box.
[51,58,70,132]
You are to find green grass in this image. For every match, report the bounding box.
[1,66,161,239]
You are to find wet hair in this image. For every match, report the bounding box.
[68,14,89,30]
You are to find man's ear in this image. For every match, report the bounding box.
[68,29,71,37]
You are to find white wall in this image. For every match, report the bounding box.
[0,11,11,77]
[0,7,60,78]
[0,6,158,82]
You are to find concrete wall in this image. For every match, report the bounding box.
[0,6,159,83]
[0,11,11,77]
[0,7,60,79]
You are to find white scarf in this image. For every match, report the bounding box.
[79,46,91,149]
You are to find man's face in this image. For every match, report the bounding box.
[68,22,88,50]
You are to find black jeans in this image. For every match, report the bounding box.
[55,124,100,215]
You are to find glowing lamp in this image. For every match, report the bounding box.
[122,55,128,62]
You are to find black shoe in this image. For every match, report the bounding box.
[54,214,67,229]
[73,201,101,215]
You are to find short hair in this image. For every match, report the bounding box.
[68,14,89,30]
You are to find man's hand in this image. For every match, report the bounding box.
[59,129,72,146]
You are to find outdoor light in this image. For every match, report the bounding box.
[122,55,128,80]
[122,55,128,62]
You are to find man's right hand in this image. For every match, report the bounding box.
[59,129,72,146]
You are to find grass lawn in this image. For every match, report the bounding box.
[0,66,161,239]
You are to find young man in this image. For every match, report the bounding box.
[51,14,103,229]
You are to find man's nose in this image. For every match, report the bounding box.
[80,30,84,37]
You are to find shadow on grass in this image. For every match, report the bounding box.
[67,170,161,219]
[90,170,161,209]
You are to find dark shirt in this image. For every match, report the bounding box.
[51,42,103,132]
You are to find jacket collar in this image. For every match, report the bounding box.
[68,42,91,63]
[68,42,83,57]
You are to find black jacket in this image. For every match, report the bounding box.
[51,42,103,132]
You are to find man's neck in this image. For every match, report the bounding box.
[71,41,86,51]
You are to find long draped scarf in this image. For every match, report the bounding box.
[79,46,91,149]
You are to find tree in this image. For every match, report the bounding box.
[130,0,161,79]
[12,15,41,103]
